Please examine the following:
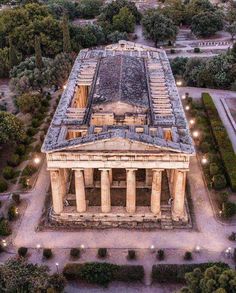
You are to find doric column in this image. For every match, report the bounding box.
[109,169,113,184]
[145,169,152,186]
[74,169,86,213]
[50,169,65,214]
[84,168,94,186]
[126,169,137,213]
[172,169,187,221]
[100,169,111,213]
[151,169,163,215]
[170,169,175,196]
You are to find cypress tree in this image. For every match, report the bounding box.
[9,37,18,69]
[62,12,71,53]
[34,35,43,70]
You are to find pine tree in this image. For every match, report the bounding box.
[9,37,18,69]
[34,35,43,70]
[62,12,71,53]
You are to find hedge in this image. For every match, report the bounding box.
[152,262,229,283]
[202,93,236,191]
[63,262,144,286]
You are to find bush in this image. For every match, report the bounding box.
[12,193,20,205]
[43,248,53,259]
[194,47,200,53]
[151,263,229,283]
[22,165,37,176]
[127,250,136,260]
[0,219,11,236]
[15,144,26,156]
[222,201,236,218]
[114,265,144,282]
[228,232,236,241]
[70,248,80,259]
[7,154,20,167]
[97,248,107,258]
[157,249,165,261]
[170,48,175,54]
[0,244,4,253]
[202,93,236,191]
[31,118,40,128]
[8,205,17,221]
[213,174,227,190]
[26,127,37,137]
[2,166,15,180]
[18,247,28,257]
[0,179,8,192]
[210,163,219,176]
[200,142,210,153]
[76,262,117,286]
[63,263,144,285]
[21,135,32,145]
[184,251,193,261]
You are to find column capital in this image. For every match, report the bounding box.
[152,169,164,172]
[99,168,111,171]
[72,168,84,171]
[175,169,189,173]
[126,168,137,171]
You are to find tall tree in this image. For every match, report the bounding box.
[9,37,18,69]
[62,12,71,53]
[34,35,43,70]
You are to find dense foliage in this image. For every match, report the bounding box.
[202,93,236,191]
[179,265,236,292]
[0,258,66,292]
[63,262,144,286]
[152,263,229,283]
[142,9,178,46]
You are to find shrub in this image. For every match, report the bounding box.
[21,136,32,145]
[15,144,26,156]
[127,250,136,260]
[228,232,236,241]
[170,48,175,54]
[194,47,200,53]
[12,193,20,205]
[77,262,118,286]
[97,248,107,258]
[152,263,229,283]
[184,251,193,261]
[8,205,17,221]
[0,179,8,192]
[41,99,49,107]
[0,219,11,236]
[200,142,210,153]
[202,93,236,191]
[222,201,236,218]
[7,154,20,167]
[18,247,28,257]
[0,244,4,253]
[210,163,219,176]
[31,118,40,128]
[114,265,144,282]
[43,248,53,259]
[213,174,227,190]
[70,248,80,259]
[157,249,165,261]
[2,166,15,180]
[22,165,37,176]
[48,273,67,292]
[26,127,37,137]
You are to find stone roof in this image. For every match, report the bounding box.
[93,55,149,107]
[42,41,195,155]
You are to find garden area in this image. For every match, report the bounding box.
[182,92,236,219]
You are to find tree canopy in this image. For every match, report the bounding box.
[112,6,135,33]
[0,112,25,144]
[142,10,178,47]
[77,0,103,19]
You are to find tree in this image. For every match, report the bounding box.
[9,37,18,69]
[185,0,215,24]
[0,48,10,78]
[77,0,103,19]
[47,0,79,20]
[10,56,54,93]
[161,0,186,25]
[0,112,25,144]
[107,31,128,43]
[0,258,66,292]
[226,21,236,40]
[179,265,236,293]
[142,10,178,47]
[62,12,71,53]
[112,7,135,33]
[16,93,41,113]
[170,57,188,77]
[191,11,223,37]
[34,35,43,70]
[100,0,141,24]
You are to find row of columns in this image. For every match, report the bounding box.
[50,168,187,220]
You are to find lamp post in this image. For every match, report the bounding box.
[34,157,40,165]
[55,262,59,273]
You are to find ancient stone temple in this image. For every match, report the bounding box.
[42,41,195,228]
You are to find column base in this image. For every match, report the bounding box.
[171,208,188,222]
[151,210,161,217]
